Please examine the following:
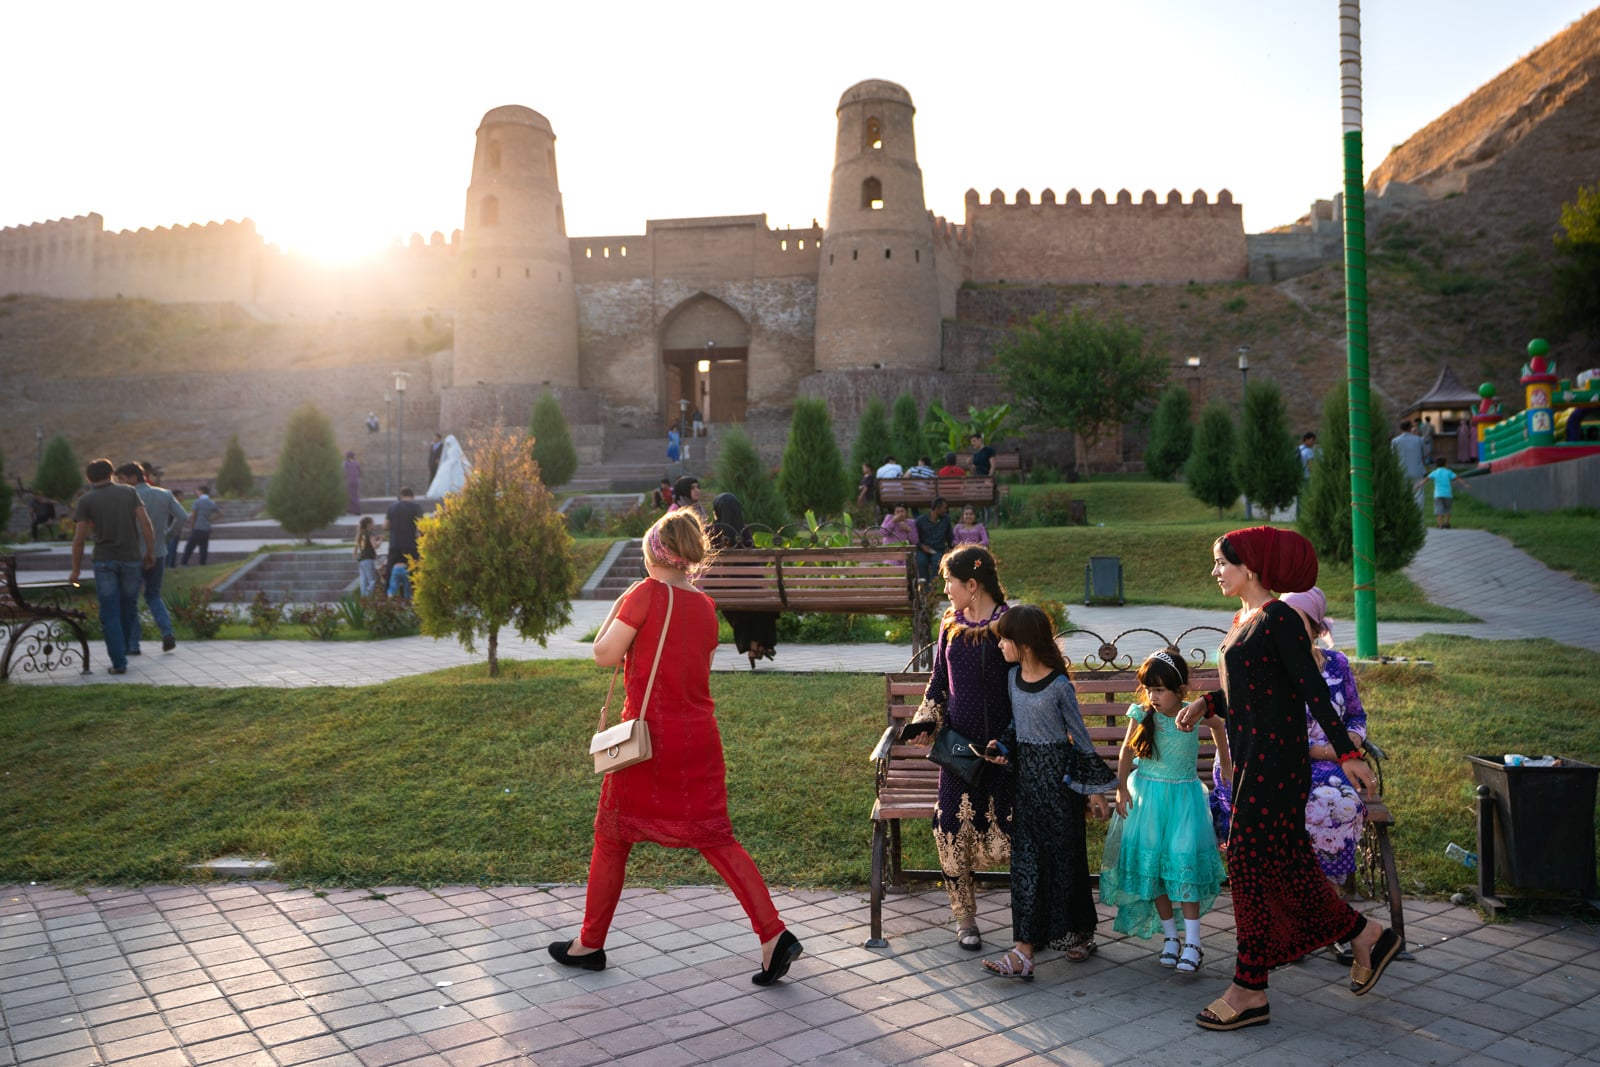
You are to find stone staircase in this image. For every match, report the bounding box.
[212,550,360,603]
[580,539,645,600]
[568,434,717,493]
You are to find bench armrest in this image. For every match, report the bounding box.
[870,725,899,762]
[1361,738,1386,761]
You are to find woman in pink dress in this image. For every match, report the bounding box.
[951,505,989,547]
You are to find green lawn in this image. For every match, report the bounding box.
[4,635,1593,900]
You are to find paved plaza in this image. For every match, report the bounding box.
[5,527,1599,1064]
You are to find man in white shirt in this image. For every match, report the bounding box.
[875,456,904,480]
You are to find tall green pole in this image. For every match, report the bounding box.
[1340,1,1378,656]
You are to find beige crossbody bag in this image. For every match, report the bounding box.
[589,583,674,774]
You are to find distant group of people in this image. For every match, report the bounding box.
[1391,419,1467,528]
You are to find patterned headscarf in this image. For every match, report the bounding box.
[1280,587,1331,642]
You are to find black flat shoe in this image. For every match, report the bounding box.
[752,929,802,986]
[547,939,606,972]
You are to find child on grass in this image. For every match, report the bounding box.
[1100,650,1231,973]
[978,604,1117,980]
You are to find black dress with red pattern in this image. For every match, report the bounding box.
[1203,599,1366,990]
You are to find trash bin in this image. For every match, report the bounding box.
[1466,755,1598,897]
[1084,556,1124,606]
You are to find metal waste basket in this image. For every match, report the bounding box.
[1466,754,1599,914]
[1084,556,1124,606]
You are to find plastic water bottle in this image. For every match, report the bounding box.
[1445,842,1478,868]
[1504,754,1527,767]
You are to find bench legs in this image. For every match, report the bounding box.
[868,820,890,947]
[1357,820,1406,950]
[1,618,92,682]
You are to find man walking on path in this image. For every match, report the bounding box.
[116,462,184,653]
[69,459,156,675]
[181,486,223,565]
[1391,421,1429,508]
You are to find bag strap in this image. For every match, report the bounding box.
[596,582,676,733]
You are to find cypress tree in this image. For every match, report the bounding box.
[1144,383,1193,481]
[265,404,346,539]
[889,392,924,468]
[713,427,787,530]
[850,398,894,477]
[529,392,579,488]
[33,435,82,503]
[776,397,850,520]
[1185,402,1239,517]
[1298,388,1427,571]
[215,434,256,497]
[1234,381,1302,515]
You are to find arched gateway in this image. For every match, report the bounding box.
[659,293,749,431]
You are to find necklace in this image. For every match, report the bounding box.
[954,601,1005,627]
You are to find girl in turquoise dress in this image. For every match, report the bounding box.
[1100,650,1232,973]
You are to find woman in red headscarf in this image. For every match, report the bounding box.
[1174,526,1400,1032]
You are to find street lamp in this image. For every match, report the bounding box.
[393,371,410,492]
[1237,347,1252,520]
[383,390,394,496]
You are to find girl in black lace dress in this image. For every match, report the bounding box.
[1175,527,1400,1032]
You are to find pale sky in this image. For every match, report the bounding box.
[2,1,1593,262]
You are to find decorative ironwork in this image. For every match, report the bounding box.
[1055,625,1227,674]
[2,557,93,681]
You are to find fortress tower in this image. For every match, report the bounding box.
[813,80,942,371]
[450,106,580,405]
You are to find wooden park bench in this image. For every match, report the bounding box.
[877,476,997,511]
[956,449,1023,475]
[699,546,935,668]
[1,555,92,681]
[865,625,1403,948]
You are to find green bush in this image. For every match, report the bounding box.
[33,435,82,504]
[365,597,421,638]
[170,586,226,640]
[1234,381,1302,515]
[713,427,787,530]
[563,504,598,535]
[777,398,849,519]
[1185,402,1239,516]
[605,505,656,538]
[850,398,894,477]
[294,603,343,640]
[1144,383,1193,481]
[529,392,579,488]
[247,592,282,637]
[337,593,369,632]
[265,404,345,539]
[1026,463,1063,485]
[890,393,924,469]
[215,435,255,497]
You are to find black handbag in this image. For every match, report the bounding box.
[928,724,989,786]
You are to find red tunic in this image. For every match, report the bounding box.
[594,578,736,848]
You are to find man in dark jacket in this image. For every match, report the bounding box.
[913,497,952,586]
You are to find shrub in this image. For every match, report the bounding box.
[605,504,656,538]
[1144,383,1194,481]
[337,593,369,631]
[890,393,924,469]
[1185,402,1240,517]
[294,603,342,640]
[777,398,849,519]
[215,434,255,497]
[33,435,82,504]
[529,392,579,488]
[265,404,345,539]
[850,398,894,478]
[171,586,226,640]
[1026,463,1063,485]
[1234,381,1302,515]
[563,504,598,535]
[365,596,421,638]
[247,592,282,637]
[713,427,787,530]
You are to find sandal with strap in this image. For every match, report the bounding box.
[1158,936,1182,968]
[1176,942,1204,974]
[1349,926,1402,996]
[981,948,1034,981]
[1195,997,1270,1031]
[956,927,982,951]
[1062,934,1097,963]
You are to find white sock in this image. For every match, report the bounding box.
[1161,917,1178,940]
[1185,917,1203,945]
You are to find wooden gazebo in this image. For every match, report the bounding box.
[1404,364,1483,463]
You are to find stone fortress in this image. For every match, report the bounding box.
[1,78,1353,460]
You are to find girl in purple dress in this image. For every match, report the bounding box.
[951,506,989,548]
[902,545,1013,951]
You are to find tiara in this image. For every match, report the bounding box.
[1149,650,1180,672]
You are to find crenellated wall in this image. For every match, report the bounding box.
[964,187,1247,285]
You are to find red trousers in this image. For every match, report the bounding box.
[579,835,785,949]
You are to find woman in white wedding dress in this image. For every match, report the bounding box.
[426,434,470,498]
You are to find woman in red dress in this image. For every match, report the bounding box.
[1175,526,1400,1031]
[547,509,802,986]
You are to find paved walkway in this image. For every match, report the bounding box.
[4,879,1597,1067]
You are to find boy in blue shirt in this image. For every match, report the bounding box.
[1421,458,1468,529]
